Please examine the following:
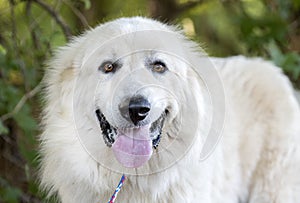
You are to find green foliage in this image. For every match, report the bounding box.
[0,178,22,203]
[237,14,286,52]
[183,0,300,85]
[80,0,91,10]
[0,120,9,135]
[0,44,41,202]
[268,41,300,80]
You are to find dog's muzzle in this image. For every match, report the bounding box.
[95,96,167,149]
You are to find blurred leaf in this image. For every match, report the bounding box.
[14,105,37,133]
[13,103,38,163]
[0,44,7,55]
[1,187,22,203]
[238,15,287,52]
[268,41,300,80]
[268,41,285,65]
[0,120,9,135]
[8,70,23,86]
[293,0,300,9]
[0,178,22,203]
[81,0,91,10]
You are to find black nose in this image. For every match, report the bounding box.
[128,96,151,125]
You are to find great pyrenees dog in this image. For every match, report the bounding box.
[40,17,300,203]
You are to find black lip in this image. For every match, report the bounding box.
[95,109,167,148]
[95,109,116,147]
[150,110,167,149]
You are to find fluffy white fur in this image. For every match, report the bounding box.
[40,17,300,203]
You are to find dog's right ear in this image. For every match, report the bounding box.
[43,39,83,111]
[45,36,85,86]
[59,66,76,84]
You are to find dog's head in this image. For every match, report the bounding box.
[92,48,183,168]
[46,17,218,174]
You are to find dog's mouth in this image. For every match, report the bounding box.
[95,109,167,168]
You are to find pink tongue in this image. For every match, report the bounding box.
[112,125,153,168]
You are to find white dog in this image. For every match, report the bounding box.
[39,17,300,203]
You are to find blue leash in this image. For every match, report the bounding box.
[108,174,126,203]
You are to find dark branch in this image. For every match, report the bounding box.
[31,0,72,40]
[63,0,90,29]
[9,0,17,52]
[0,82,42,122]
[25,1,41,50]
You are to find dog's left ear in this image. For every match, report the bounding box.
[189,54,226,161]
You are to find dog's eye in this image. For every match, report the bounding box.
[99,62,117,73]
[151,61,167,73]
